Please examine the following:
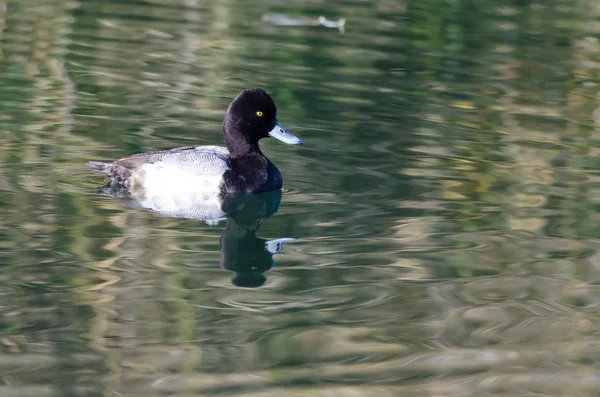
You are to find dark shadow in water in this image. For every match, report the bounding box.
[95,186,296,287]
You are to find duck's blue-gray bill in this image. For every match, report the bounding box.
[268,120,302,145]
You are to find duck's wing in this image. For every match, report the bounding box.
[89,145,230,184]
[145,145,230,176]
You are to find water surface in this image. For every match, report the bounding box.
[2,0,600,396]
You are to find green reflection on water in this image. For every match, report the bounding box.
[1,0,600,396]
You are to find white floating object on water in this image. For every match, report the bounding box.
[318,16,346,30]
[263,14,346,32]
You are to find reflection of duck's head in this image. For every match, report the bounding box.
[219,190,285,288]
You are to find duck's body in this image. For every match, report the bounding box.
[89,88,302,197]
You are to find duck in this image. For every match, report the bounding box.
[88,88,302,198]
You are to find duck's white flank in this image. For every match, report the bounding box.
[129,145,230,216]
[139,162,224,196]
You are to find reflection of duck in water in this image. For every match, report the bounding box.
[219,190,296,287]
[95,186,296,288]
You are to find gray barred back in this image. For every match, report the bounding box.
[147,145,230,177]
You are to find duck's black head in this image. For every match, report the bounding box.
[223,88,302,156]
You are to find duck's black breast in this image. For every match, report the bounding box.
[223,154,282,194]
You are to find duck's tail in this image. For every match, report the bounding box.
[88,161,113,175]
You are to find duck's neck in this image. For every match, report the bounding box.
[226,139,262,158]
[224,120,263,158]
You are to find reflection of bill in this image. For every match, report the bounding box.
[220,234,297,288]
[94,186,298,288]
[265,238,298,254]
[221,236,297,288]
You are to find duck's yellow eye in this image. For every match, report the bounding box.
[256,111,263,117]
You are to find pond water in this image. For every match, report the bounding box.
[2,0,600,395]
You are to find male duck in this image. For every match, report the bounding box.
[88,88,302,196]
